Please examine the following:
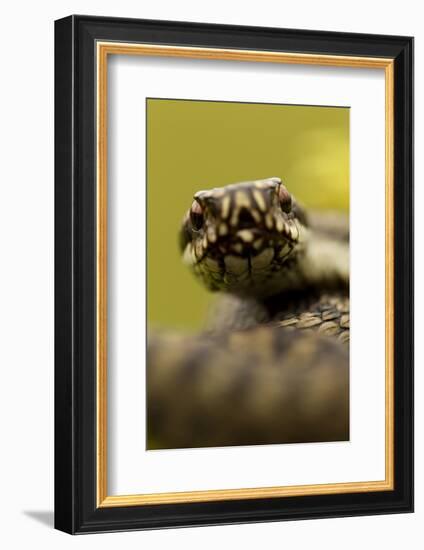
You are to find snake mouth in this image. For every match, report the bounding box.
[193,235,297,296]
[190,225,299,295]
[183,218,301,295]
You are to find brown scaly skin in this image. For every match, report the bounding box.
[147,327,349,449]
[147,178,349,450]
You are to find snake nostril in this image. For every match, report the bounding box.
[238,208,255,228]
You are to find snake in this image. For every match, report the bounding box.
[147,177,349,449]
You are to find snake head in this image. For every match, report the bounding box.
[180,177,307,296]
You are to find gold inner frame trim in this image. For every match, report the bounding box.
[96,41,395,508]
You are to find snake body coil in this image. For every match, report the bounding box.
[148,178,349,449]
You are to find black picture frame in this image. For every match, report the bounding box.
[55,14,414,534]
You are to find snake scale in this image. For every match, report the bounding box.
[147,177,349,449]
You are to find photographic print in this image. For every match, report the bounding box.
[55,16,413,533]
[146,98,350,450]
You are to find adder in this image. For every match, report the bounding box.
[147,177,350,449]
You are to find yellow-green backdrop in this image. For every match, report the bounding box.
[147,99,349,330]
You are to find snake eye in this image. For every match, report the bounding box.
[190,200,204,230]
[278,184,292,213]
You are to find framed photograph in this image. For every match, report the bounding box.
[54,15,413,534]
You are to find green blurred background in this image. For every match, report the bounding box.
[147,99,349,330]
